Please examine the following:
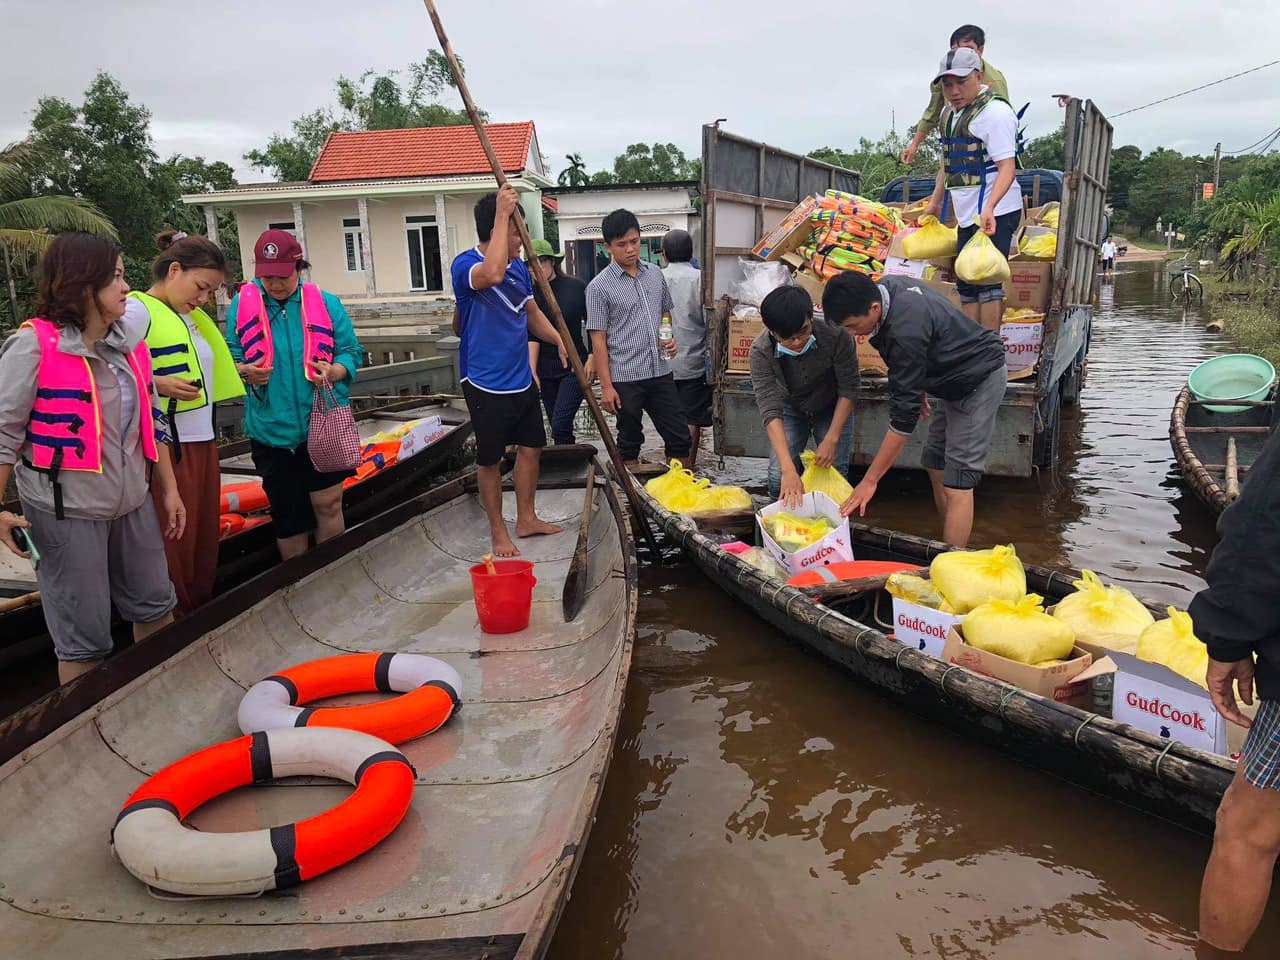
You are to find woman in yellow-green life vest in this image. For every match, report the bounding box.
[122,230,245,614]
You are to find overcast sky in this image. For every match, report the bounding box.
[4,1,1279,183]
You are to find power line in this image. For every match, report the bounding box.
[1111,58,1280,119]
[1223,125,1280,155]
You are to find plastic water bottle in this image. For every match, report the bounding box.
[658,314,674,352]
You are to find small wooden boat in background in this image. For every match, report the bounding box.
[633,477,1234,834]
[0,446,635,959]
[1170,385,1273,514]
[0,397,473,667]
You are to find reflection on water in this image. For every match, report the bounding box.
[549,263,1277,958]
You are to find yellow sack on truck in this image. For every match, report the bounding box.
[645,460,696,507]
[955,220,1012,285]
[1020,231,1058,260]
[762,512,835,552]
[964,594,1077,664]
[1136,607,1209,688]
[800,450,853,504]
[930,544,1027,614]
[1052,570,1155,653]
[901,215,957,260]
[1035,202,1061,228]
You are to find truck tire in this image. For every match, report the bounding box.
[1033,385,1062,471]
[1061,356,1083,408]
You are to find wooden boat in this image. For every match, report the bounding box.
[0,397,473,664]
[634,481,1233,834]
[1170,384,1273,514]
[0,446,636,959]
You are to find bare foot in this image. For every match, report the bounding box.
[515,517,564,538]
[491,528,521,557]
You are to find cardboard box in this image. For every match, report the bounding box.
[396,415,445,460]
[1000,315,1044,373]
[922,277,965,310]
[891,596,962,658]
[757,491,854,575]
[779,250,807,271]
[942,625,1094,702]
[854,333,887,375]
[883,256,930,279]
[792,269,827,307]
[1004,260,1053,313]
[753,196,819,261]
[726,308,764,374]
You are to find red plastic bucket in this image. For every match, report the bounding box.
[469,560,537,634]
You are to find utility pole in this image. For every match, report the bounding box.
[1214,142,1222,191]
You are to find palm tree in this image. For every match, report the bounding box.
[1,137,117,328]
[1214,191,1280,280]
[558,153,588,188]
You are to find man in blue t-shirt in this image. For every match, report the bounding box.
[453,185,570,557]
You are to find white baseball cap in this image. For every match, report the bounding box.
[935,47,982,83]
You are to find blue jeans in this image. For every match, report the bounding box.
[538,374,586,445]
[766,403,855,499]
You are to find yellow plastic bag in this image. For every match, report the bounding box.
[885,573,945,610]
[1136,607,1209,688]
[1035,202,1060,228]
[762,512,835,552]
[692,484,754,512]
[963,594,1077,664]
[799,450,853,504]
[955,220,1012,285]
[901,215,957,260]
[1020,231,1058,260]
[930,544,1026,614]
[664,477,711,513]
[645,460,696,507]
[1051,570,1154,653]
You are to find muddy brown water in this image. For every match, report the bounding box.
[547,261,1280,959]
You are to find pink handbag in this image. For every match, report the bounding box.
[308,377,360,473]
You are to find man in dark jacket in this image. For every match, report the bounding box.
[821,271,1005,546]
[749,286,859,505]
[1191,425,1280,953]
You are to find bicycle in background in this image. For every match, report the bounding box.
[1169,254,1204,305]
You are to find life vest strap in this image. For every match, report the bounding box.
[29,410,85,433]
[153,363,192,377]
[36,387,93,402]
[242,330,266,352]
[150,343,189,358]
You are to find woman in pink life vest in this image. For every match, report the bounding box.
[0,234,186,684]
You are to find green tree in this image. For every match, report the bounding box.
[1127,148,1197,231]
[809,130,939,199]
[0,137,117,331]
[1023,124,1065,170]
[558,153,588,187]
[245,53,479,182]
[1107,144,1143,218]
[607,143,700,183]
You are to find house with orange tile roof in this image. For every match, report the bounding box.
[181,121,551,306]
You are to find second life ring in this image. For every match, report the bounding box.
[111,727,414,897]
[220,480,269,515]
[238,652,462,745]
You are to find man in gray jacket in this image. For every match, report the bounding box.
[749,286,858,506]
[822,271,1005,546]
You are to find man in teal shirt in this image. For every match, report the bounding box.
[901,24,1009,165]
[225,230,363,559]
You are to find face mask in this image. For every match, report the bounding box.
[776,334,816,358]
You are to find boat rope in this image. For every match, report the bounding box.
[998,686,1020,717]
[939,665,962,698]
[814,609,835,633]
[785,592,805,616]
[770,583,790,604]
[1045,570,1061,592]
[1153,739,1179,780]
[895,646,913,671]
[855,629,872,657]
[1073,714,1099,748]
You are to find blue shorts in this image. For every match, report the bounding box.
[1242,699,1280,789]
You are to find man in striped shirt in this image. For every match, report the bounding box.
[586,209,692,464]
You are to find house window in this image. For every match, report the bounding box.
[384,351,395,365]
[342,217,365,272]
[268,221,296,236]
[405,214,443,292]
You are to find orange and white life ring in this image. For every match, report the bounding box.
[785,560,919,587]
[237,652,461,745]
[111,727,414,896]
[220,480,269,515]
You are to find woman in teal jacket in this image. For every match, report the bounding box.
[225,229,363,560]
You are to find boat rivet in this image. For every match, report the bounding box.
[438,907,447,914]
[235,919,242,924]
[136,911,144,917]
[460,899,468,905]
[259,910,267,917]
[40,908,48,914]
[479,902,487,908]
[219,912,227,918]
[376,907,385,914]
[355,914,364,920]
[398,912,406,918]
[116,915,123,920]
[196,917,204,923]
[98,908,105,914]
[338,909,347,915]
[31,898,38,904]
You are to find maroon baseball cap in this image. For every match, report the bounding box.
[253,229,304,278]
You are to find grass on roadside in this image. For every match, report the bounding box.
[1203,276,1280,367]
[1123,235,1185,254]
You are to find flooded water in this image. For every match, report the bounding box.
[548,261,1280,959]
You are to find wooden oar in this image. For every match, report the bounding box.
[422,0,663,565]
[561,461,597,622]
[1226,437,1241,501]
[0,591,39,615]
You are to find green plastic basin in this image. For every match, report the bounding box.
[1188,354,1276,413]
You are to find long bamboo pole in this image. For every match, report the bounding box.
[422,0,662,561]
